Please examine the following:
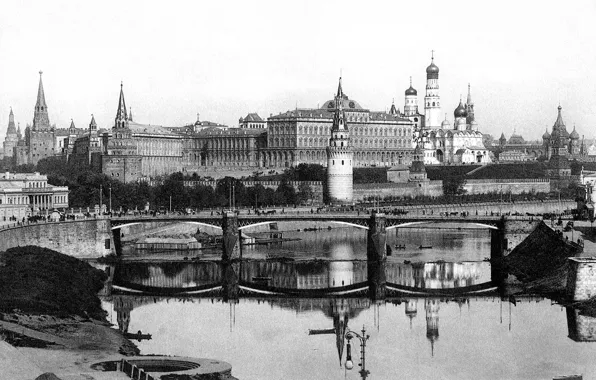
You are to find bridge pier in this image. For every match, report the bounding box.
[367,212,387,300]
[222,212,240,261]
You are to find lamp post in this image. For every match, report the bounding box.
[99,184,103,215]
[109,184,112,215]
[345,325,370,379]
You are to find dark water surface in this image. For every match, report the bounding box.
[102,225,596,379]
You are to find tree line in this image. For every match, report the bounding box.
[18,158,323,211]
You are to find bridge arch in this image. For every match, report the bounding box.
[238,219,369,231]
[111,220,223,231]
[386,220,498,230]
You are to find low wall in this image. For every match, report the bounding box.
[464,179,551,195]
[354,180,443,201]
[0,219,114,258]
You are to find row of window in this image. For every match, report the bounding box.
[270,124,411,137]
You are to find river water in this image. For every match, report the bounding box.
[101,224,596,379]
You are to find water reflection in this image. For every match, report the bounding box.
[99,226,596,379]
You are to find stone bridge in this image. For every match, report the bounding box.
[0,212,538,260]
[109,212,538,263]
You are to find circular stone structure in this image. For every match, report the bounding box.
[91,356,234,379]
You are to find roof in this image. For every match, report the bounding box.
[127,121,178,136]
[241,113,264,122]
[196,126,265,137]
[388,164,409,171]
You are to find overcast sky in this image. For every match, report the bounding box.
[0,0,594,141]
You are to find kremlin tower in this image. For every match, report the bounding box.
[326,77,353,204]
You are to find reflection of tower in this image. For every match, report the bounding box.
[308,298,370,367]
[405,299,418,329]
[113,296,134,333]
[425,299,440,356]
[329,242,355,287]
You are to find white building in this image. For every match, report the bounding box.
[0,172,69,221]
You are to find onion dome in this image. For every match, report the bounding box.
[570,126,580,139]
[426,60,439,79]
[405,76,417,96]
[454,101,467,118]
[405,86,417,96]
[441,118,451,129]
[542,128,551,140]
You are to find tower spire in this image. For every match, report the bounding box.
[336,76,344,100]
[115,81,128,128]
[32,70,50,131]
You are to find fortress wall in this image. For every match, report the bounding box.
[0,219,114,258]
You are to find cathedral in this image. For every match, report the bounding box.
[393,54,490,165]
[542,105,583,160]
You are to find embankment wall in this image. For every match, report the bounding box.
[0,219,114,258]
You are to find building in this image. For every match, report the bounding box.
[494,130,544,161]
[542,105,585,160]
[0,171,69,220]
[397,56,490,165]
[239,113,266,129]
[266,81,415,168]
[326,78,354,204]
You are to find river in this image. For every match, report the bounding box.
[101,224,596,379]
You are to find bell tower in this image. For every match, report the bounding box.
[424,51,441,129]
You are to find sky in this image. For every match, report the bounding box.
[0,0,595,141]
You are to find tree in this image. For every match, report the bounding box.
[275,178,296,205]
[296,182,314,205]
[443,176,467,196]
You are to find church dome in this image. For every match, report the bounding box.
[570,126,580,139]
[441,118,451,128]
[542,128,551,140]
[426,61,439,75]
[454,102,467,118]
[405,86,417,96]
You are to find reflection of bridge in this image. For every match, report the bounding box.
[109,213,538,261]
[107,260,499,299]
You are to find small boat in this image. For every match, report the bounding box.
[124,331,152,341]
[419,245,432,249]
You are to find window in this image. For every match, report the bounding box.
[332,160,335,165]
[342,160,344,165]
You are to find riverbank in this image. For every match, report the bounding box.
[0,246,138,379]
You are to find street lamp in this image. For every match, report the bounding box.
[345,325,370,379]
[109,184,112,215]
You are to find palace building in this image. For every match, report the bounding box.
[266,80,415,168]
[0,171,69,220]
